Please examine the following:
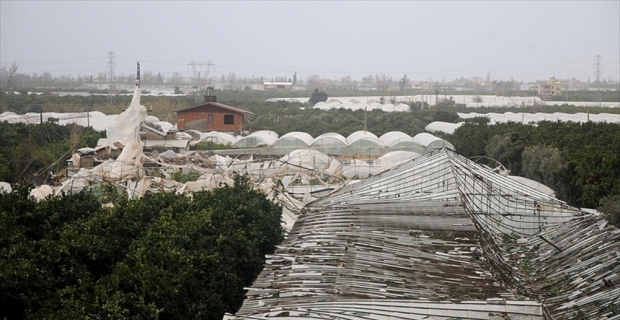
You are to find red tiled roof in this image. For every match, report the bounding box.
[175,102,254,115]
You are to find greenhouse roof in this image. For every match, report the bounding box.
[377,150,420,165]
[311,132,348,148]
[273,132,314,148]
[346,130,384,148]
[231,148,618,319]
[413,132,447,147]
[379,131,411,146]
[346,130,378,143]
[250,130,279,139]
[278,149,330,169]
[232,131,279,148]
[425,121,464,134]
[200,131,239,145]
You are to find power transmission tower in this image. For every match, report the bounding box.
[107,51,117,104]
[594,55,603,84]
[188,59,215,102]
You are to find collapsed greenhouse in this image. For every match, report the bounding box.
[226,149,620,320]
[5,79,618,319]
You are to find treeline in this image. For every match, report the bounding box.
[240,100,443,137]
[0,175,283,320]
[236,101,620,137]
[0,122,102,184]
[448,121,620,225]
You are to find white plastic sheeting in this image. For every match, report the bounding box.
[0,111,118,132]
[310,132,348,148]
[375,150,421,171]
[425,121,465,134]
[220,130,451,152]
[198,131,239,145]
[380,131,414,147]
[342,159,381,179]
[346,131,383,149]
[508,175,556,197]
[232,130,279,148]
[413,132,455,150]
[272,132,314,148]
[105,86,148,181]
[458,112,620,124]
[0,182,12,193]
[29,185,53,201]
[277,149,332,175]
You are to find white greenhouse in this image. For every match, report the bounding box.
[413,132,455,150]
[232,130,279,148]
[272,132,314,149]
[346,131,384,150]
[310,132,348,149]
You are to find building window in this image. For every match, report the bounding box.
[207,114,213,124]
[224,114,234,124]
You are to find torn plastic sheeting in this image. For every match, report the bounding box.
[0,182,12,193]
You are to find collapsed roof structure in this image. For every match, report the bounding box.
[227,149,620,320]
[9,66,617,319]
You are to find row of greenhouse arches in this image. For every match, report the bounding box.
[190,130,454,152]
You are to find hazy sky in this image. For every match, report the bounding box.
[1,1,619,82]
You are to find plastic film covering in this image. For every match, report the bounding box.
[230,149,618,319]
[272,132,314,148]
[311,132,348,148]
[346,131,384,149]
[199,131,238,145]
[425,121,464,134]
[105,86,147,181]
[232,130,279,148]
[413,132,455,150]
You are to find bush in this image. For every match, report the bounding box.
[598,194,620,228]
[308,88,328,105]
[0,175,283,320]
[190,141,232,151]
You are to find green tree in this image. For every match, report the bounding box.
[433,110,459,123]
[308,88,328,105]
[483,126,531,175]
[598,194,620,228]
[0,175,283,320]
[398,74,409,91]
[521,144,562,189]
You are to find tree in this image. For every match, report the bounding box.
[0,175,283,320]
[521,144,562,189]
[305,74,321,90]
[399,74,409,91]
[227,71,237,90]
[170,71,183,86]
[433,110,459,123]
[292,71,297,85]
[598,194,620,228]
[309,88,328,105]
[0,62,19,94]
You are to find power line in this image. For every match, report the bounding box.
[594,55,603,83]
[187,59,215,101]
[0,58,106,64]
[107,51,117,105]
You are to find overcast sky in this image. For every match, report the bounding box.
[1,1,619,82]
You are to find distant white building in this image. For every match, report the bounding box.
[259,81,292,91]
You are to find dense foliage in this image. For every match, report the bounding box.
[0,122,102,184]
[449,121,620,225]
[308,88,328,105]
[190,141,233,151]
[236,100,460,137]
[0,175,283,319]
